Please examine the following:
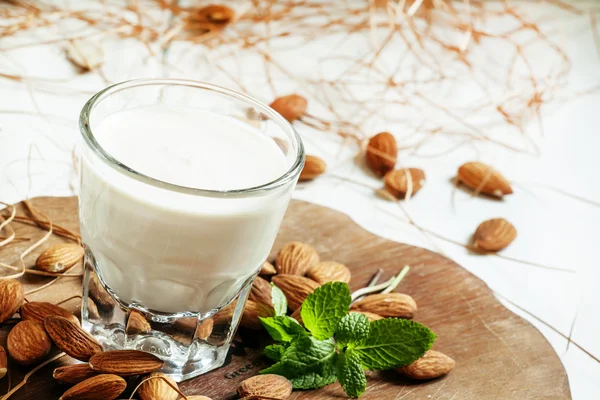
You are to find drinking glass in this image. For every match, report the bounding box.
[78,79,304,381]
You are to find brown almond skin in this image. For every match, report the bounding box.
[351,311,382,322]
[271,275,320,310]
[188,5,235,30]
[36,243,84,273]
[22,301,80,325]
[89,350,164,376]
[384,168,426,198]
[240,300,275,330]
[139,372,179,400]
[126,310,151,335]
[306,261,351,285]
[44,315,103,361]
[0,279,24,323]
[275,241,319,276]
[457,161,512,198]
[269,94,307,122]
[53,363,98,384]
[299,155,327,181]
[259,261,276,277]
[365,132,397,176]
[290,307,303,325]
[7,320,52,365]
[238,374,293,399]
[473,218,517,251]
[397,350,455,380]
[89,273,117,310]
[59,374,126,400]
[0,345,6,379]
[351,293,417,319]
[196,318,213,340]
[187,397,213,400]
[248,276,273,307]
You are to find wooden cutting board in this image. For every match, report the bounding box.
[0,197,570,399]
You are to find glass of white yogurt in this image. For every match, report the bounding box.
[78,79,304,381]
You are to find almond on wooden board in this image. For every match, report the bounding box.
[299,155,327,181]
[0,345,6,379]
[269,94,307,122]
[351,311,382,322]
[271,275,320,310]
[36,243,84,273]
[89,350,164,376]
[259,261,276,277]
[238,374,293,399]
[305,261,351,285]
[248,276,273,307]
[7,320,52,365]
[473,218,517,251]
[365,132,397,176]
[397,350,455,380]
[59,374,126,400]
[351,293,417,319]
[240,300,275,330]
[44,315,103,361]
[126,310,151,335]
[457,161,512,198]
[53,363,98,384]
[21,301,80,325]
[139,372,179,400]
[384,168,426,198]
[0,278,24,323]
[275,241,319,276]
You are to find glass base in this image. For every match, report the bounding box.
[81,249,253,382]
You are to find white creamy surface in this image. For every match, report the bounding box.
[79,107,293,314]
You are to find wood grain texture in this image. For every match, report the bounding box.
[0,197,570,399]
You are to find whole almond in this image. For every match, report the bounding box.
[76,297,100,320]
[89,350,164,376]
[351,311,382,321]
[126,310,151,335]
[44,315,103,361]
[89,273,117,310]
[238,374,293,399]
[59,374,126,400]
[189,5,235,28]
[473,218,517,251]
[384,168,426,198]
[299,155,327,181]
[365,132,397,176]
[196,318,213,340]
[259,261,276,277]
[275,241,319,276]
[7,320,52,365]
[53,363,98,384]
[248,276,273,307]
[457,161,512,198]
[305,261,351,285]
[36,243,84,273]
[241,300,275,330]
[351,293,417,319]
[21,301,80,325]
[139,372,179,400]
[397,350,455,380]
[0,345,7,379]
[269,94,307,122]
[271,275,320,310]
[0,279,24,323]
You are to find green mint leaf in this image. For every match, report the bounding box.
[264,344,286,361]
[335,312,370,349]
[301,282,351,340]
[260,316,306,343]
[289,357,337,389]
[271,283,287,316]
[337,350,367,398]
[353,318,436,370]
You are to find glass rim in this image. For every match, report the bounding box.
[79,78,305,198]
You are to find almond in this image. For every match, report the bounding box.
[187,397,213,400]
[269,94,307,122]
[59,374,126,400]
[44,315,103,361]
[299,155,326,181]
[89,273,117,310]
[473,218,516,251]
[212,302,236,326]
[397,350,455,380]
[305,261,351,285]
[275,241,319,276]
[89,350,164,376]
[188,5,235,30]
[36,243,84,273]
[196,318,213,340]
[248,276,273,307]
[271,275,320,310]
[77,297,100,320]
[457,161,512,198]
[0,345,6,379]
[126,310,151,335]
[351,293,417,319]
[238,374,293,399]
[0,279,24,323]
[21,301,80,325]
[290,307,303,325]
[259,261,276,277]
[384,168,426,198]
[7,320,52,365]
[53,363,98,384]
[351,311,382,321]
[139,372,179,400]
[240,300,275,330]
[365,132,397,176]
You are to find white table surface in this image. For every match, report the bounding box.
[0,1,599,398]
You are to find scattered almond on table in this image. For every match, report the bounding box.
[473,218,517,251]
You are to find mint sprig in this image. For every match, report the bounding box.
[260,281,435,398]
